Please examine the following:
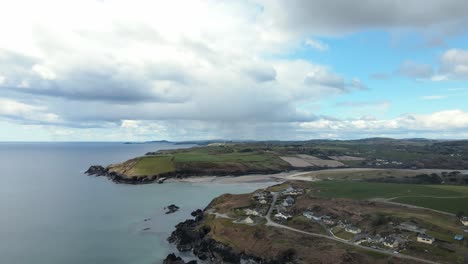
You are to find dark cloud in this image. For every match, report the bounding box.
[261,0,468,35]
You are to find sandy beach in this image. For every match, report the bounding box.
[165,168,468,184]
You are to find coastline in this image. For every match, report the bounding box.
[164,168,468,184]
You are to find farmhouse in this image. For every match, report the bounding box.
[461,217,468,226]
[417,234,435,245]
[282,186,303,196]
[345,225,361,234]
[454,234,464,241]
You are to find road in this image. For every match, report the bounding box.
[264,193,440,264]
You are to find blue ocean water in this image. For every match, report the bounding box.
[0,142,268,264]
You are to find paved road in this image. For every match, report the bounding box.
[264,193,439,264]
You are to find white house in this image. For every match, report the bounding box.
[241,216,254,224]
[259,199,267,204]
[345,225,361,234]
[275,212,292,220]
[417,234,435,245]
[303,211,321,221]
[461,217,468,226]
[244,209,259,216]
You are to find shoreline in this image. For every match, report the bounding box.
[164,168,468,184]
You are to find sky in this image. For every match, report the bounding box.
[1,0,468,141]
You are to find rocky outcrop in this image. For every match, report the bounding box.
[165,204,180,214]
[163,253,197,264]
[167,210,297,264]
[85,165,108,176]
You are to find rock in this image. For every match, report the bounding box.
[163,253,196,264]
[144,218,150,222]
[85,165,108,176]
[165,204,180,214]
[143,227,150,231]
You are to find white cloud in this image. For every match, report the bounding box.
[300,110,468,135]
[305,38,328,51]
[440,49,468,79]
[0,98,60,123]
[420,95,446,100]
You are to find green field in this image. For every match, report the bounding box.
[312,181,468,214]
[393,197,468,214]
[109,146,290,177]
[131,155,175,175]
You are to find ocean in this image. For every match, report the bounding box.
[0,142,269,264]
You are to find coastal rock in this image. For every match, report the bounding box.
[163,253,198,264]
[165,204,180,214]
[167,209,286,264]
[85,165,108,176]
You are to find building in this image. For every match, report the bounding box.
[345,225,361,234]
[275,212,292,220]
[454,234,464,241]
[303,211,321,221]
[461,217,468,226]
[259,199,267,204]
[241,216,254,224]
[244,209,259,216]
[383,237,399,248]
[322,215,335,225]
[282,196,295,207]
[282,186,303,196]
[398,222,426,234]
[417,234,435,245]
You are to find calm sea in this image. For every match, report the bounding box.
[0,142,269,264]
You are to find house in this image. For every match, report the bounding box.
[244,209,259,216]
[398,222,426,234]
[383,237,399,248]
[275,212,292,220]
[303,211,321,221]
[282,186,303,196]
[417,234,435,245]
[303,211,315,219]
[241,216,254,224]
[322,215,335,225]
[454,234,464,241]
[345,225,361,234]
[282,196,295,207]
[259,199,267,204]
[461,217,468,226]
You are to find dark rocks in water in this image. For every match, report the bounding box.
[165,204,180,214]
[144,218,151,222]
[168,209,289,264]
[163,253,198,264]
[85,165,108,176]
[143,227,150,231]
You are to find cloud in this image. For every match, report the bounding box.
[305,38,328,51]
[299,110,468,138]
[335,100,390,109]
[397,60,434,79]
[439,49,468,79]
[420,95,446,100]
[0,98,60,124]
[258,0,468,36]
[369,73,390,80]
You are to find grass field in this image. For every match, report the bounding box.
[301,169,425,181]
[393,197,468,214]
[130,155,175,175]
[312,181,468,214]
